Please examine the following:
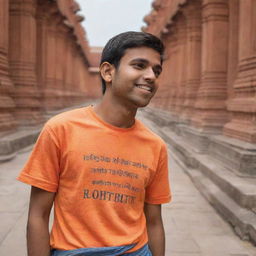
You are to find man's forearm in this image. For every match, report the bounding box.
[27,216,51,256]
[147,221,165,256]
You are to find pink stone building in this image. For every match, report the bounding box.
[0,0,101,136]
[143,0,256,245]
[0,0,255,246]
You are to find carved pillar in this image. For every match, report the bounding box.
[73,47,89,104]
[45,18,58,108]
[64,38,74,106]
[0,0,16,134]
[182,0,202,122]
[223,0,256,143]
[59,27,69,108]
[36,11,45,92]
[69,42,79,103]
[77,53,90,99]
[159,33,173,110]
[77,54,85,93]
[56,22,67,108]
[192,0,229,132]
[37,1,64,110]
[157,27,176,112]
[43,10,65,110]
[72,48,80,103]
[166,26,178,113]
[36,1,48,100]
[36,1,61,111]
[225,0,239,99]
[9,0,43,126]
[174,13,187,117]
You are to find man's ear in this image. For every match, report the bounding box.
[100,62,115,84]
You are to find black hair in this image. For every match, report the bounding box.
[100,31,165,94]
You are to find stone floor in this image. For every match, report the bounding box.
[0,112,255,256]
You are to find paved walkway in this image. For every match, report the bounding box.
[0,112,255,256]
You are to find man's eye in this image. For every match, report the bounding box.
[154,70,162,78]
[133,63,145,69]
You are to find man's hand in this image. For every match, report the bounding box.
[144,203,165,256]
[27,186,55,256]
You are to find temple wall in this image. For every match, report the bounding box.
[144,0,256,144]
[0,0,101,135]
[143,0,256,245]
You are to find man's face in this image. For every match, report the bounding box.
[109,47,162,108]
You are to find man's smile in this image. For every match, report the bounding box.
[135,84,154,93]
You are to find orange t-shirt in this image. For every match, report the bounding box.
[17,106,171,252]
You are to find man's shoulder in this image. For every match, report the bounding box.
[45,106,89,129]
[136,119,166,147]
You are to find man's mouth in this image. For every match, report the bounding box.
[135,84,153,92]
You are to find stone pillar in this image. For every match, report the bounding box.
[0,0,16,134]
[182,0,202,123]
[60,26,70,108]
[37,0,72,110]
[55,24,65,107]
[9,0,43,126]
[166,26,179,113]
[72,47,81,103]
[70,42,80,103]
[73,47,90,105]
[64,38,74,106]
[43,12,65,110]
[77,53,90,98]
[174,13,187,117]
[192,0,229,132]
[36,2,47,96]
[225,0,239,98]
[223,0,256,143]
[159,33,173,110]
[156,26,177,112]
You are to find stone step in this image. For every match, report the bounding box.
[139,108,256,245]
[142,108,256,210]
[0,101,96,163]
[158,125,256,214]
[0,128,41,162]
[143,107,176,127]
[173,151,256,245]
[159,127,256,244]
[197,154,256,212]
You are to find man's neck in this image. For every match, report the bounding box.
[93,96,137,128]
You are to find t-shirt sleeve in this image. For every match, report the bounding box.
[17,124,60,192]
[145,143,171,204]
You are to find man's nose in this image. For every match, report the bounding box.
[144,67,156,82]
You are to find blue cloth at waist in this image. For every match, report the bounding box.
[51,243,152,256]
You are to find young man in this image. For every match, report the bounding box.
[18,31,171,256]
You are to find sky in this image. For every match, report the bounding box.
[76,0,153,47]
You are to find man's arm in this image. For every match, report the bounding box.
[144,203,165,256]
[27,186,55,256]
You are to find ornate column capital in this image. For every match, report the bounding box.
[202,0,229,22]
[9,0,36,16]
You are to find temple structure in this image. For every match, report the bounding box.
[143,0,256,245]
[0,0,255,246]
[0,0,101,136]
